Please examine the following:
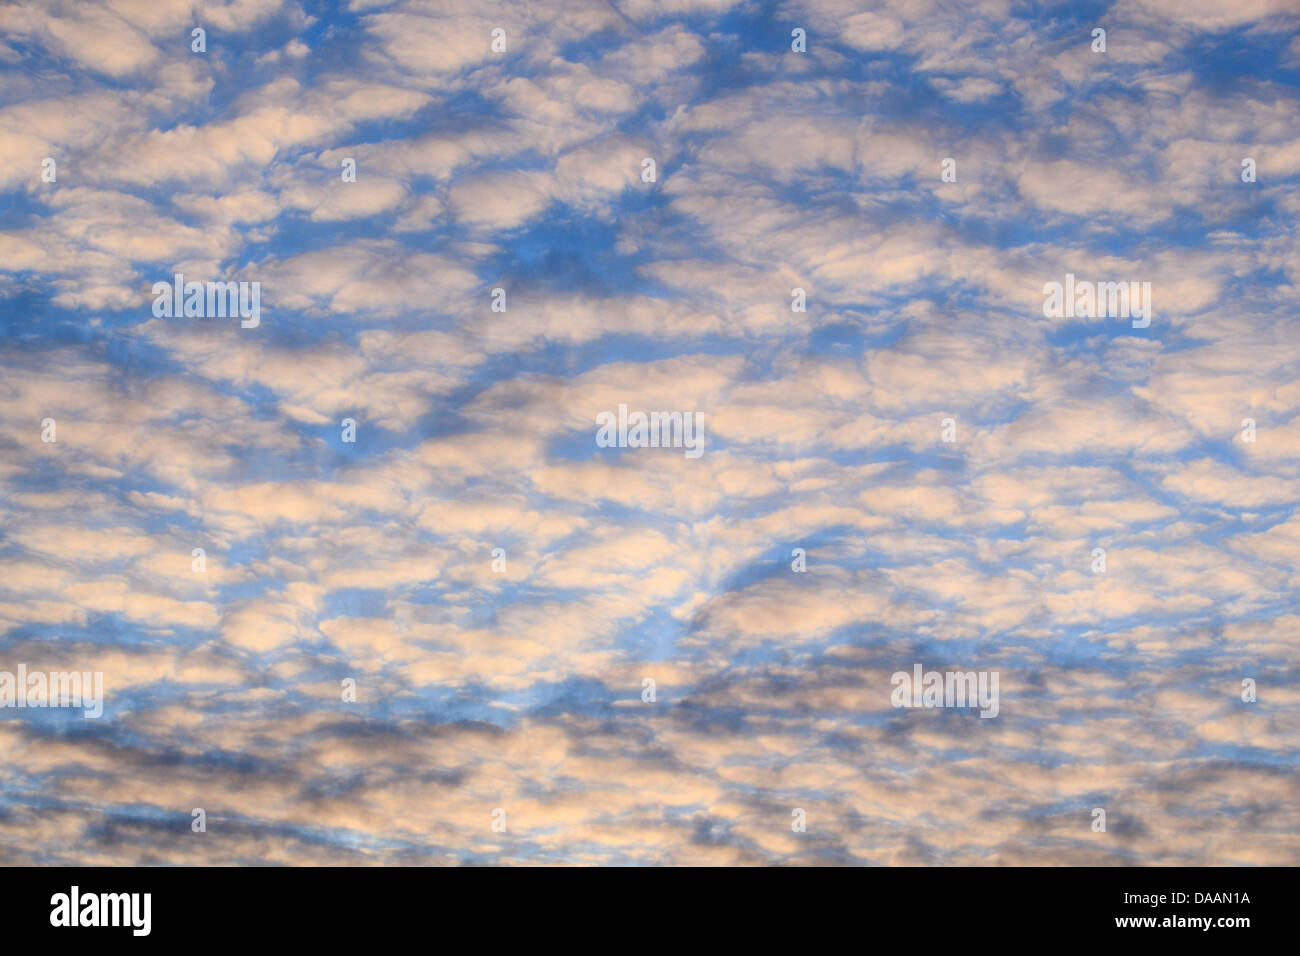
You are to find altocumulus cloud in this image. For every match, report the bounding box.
[0,0,1298,865]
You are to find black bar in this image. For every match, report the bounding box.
[0,865,1277,942]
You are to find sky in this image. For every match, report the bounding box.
[0,0,1298,866]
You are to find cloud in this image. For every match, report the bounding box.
[0,0,1296,867]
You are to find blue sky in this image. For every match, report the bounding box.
[1,0,1298,865]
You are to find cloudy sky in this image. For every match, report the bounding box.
[1,0,1298,865]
